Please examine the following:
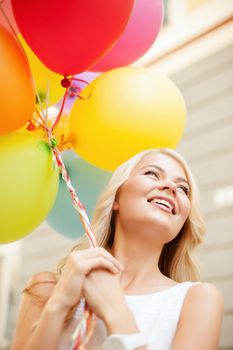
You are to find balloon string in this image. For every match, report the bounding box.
[35,92,97,348]
[29,69,97,350]
[29,122,97,349]
[32,103,97,250]
[52,147,97,248]
[51,84,70,133]
[71,77,92,100]
[51,75,92,132]
[49,142,97,350]
[35,108,47,128]
[72,303,96,350]
[0,2,21,44]
[0,2,16,37]
[72,77,91,84]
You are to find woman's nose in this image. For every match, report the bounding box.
[158,179,177,196]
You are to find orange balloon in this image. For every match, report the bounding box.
[0,25,35,135]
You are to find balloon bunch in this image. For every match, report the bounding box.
[0,0,187,348]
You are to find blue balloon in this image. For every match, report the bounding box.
[47,151,112,239]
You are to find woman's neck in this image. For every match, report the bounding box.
[109,234,170,292]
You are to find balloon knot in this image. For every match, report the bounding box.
[61,76,71,88]
[69,85,81,98]
[50,138,58,148]
[26,121,36,131]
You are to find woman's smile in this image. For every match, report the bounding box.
[148,199,174,215]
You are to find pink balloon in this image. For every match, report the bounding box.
[91,0,164,72]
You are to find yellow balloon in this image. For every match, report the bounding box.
[0,132,59,244]
[19,35,65,106]
[70,67,186,171]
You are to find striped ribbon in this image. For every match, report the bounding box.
[34,89,97,349]
[48,133,98,350]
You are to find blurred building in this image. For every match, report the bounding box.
[1,1,233,349]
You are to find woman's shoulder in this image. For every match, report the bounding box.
[24,271,57,301]
[181,282,224,318]
[166,278,223,300]
[27,271,57,284]
[186,282,224,300]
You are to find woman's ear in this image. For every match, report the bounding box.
[113,197,119,210]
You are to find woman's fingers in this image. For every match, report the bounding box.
[70,247,124,275]
[72,255,122,275]
[94,247,124,271]
[53,248,124,310]
[86,256,122,274]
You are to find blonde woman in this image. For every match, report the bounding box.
[11,149,224,350]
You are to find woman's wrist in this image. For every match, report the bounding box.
[45,295,71,315]
[103,303,139,335]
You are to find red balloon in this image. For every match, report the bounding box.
[92,0,164,71]
[11,0,135,76]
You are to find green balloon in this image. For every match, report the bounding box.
[47,151,112,239]
[0,132,59,244]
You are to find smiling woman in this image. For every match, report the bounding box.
[11,148,224,350]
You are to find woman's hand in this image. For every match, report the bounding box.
[82,268,126,321]
[47,247,124,312]
[82,269,141,335]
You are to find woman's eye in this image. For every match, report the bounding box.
[145,170,159,179]
[178,185,189,196]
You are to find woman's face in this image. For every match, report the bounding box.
[113,153,191,244]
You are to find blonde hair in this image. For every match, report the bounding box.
[57,148,206,282]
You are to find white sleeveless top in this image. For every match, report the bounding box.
[59,281,201,350]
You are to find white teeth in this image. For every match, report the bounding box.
[151,198,173,211]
